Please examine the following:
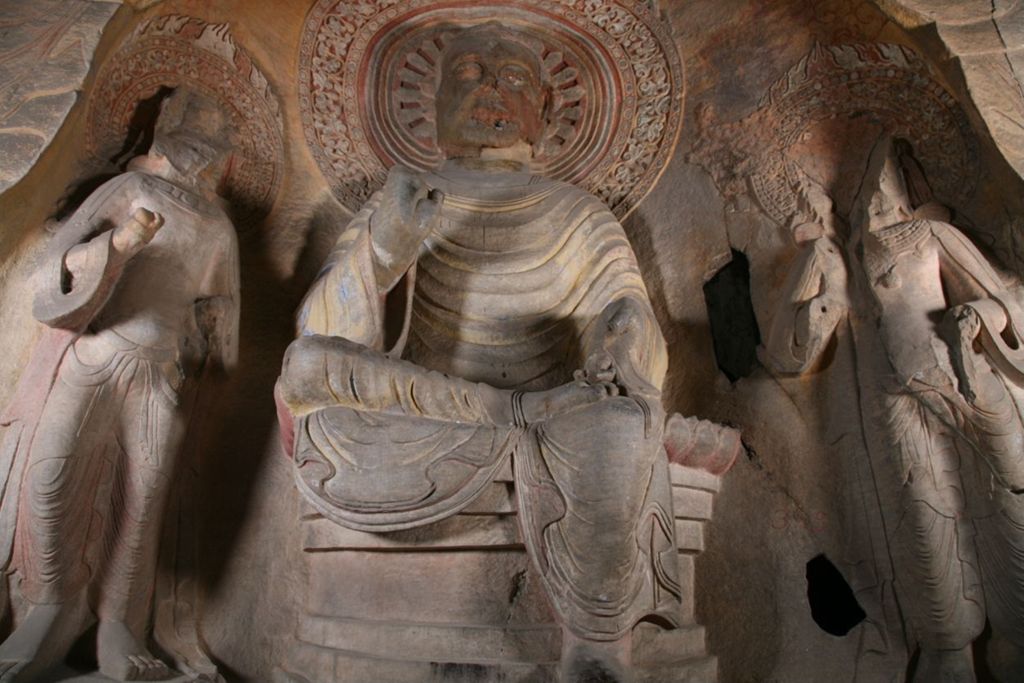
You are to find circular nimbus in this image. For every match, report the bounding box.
[749,44,978,225]
[299,0,684,218]
[87,15,284,225]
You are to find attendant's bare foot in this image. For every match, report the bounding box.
[98,621,175,681]
[912,646,976,683]
[0,602,80,682]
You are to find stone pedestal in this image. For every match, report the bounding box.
[281,460,725,683]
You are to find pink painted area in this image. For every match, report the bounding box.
[273,382,296,458]
[663,413,742,476]
[0,328,75,426]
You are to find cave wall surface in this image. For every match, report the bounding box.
[1,1,1023,681]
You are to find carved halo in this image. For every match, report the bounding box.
[690,43,979,227]
[751,43,979,224]
[86,15,285,225]
[299,0,684,218]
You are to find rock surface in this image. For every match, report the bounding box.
[0,1,119,194]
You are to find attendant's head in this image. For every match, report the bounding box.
[435,24,550,160]
[855,135,913,233]
[147,88,233,191]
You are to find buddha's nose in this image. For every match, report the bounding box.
[478,69,498,89]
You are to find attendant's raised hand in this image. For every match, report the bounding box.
[112,208,164,256]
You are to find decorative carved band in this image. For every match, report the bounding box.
[298,0,684,218]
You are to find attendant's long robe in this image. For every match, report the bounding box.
[0,172,238,635]
[763,219,1024,653]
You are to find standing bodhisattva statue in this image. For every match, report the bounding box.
[762,136,1024,682]
[276,24,681,682]
[0,89,239,681]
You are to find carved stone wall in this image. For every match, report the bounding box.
[0,0,120,194]
[0,1,1023,682]
[880,1,1024,182]
[673,3,1024,683]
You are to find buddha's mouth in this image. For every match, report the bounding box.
[469,106,514,131]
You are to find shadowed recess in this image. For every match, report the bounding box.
[703,249,761,382]
[806,554,866,636]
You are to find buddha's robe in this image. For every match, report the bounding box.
[278,166,681,639]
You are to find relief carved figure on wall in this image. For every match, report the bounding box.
[762,136,1024,682]
[277,23,684,682]
[0,89,239,682]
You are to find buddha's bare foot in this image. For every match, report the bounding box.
[521,380,616,423]
[912,646,976,683]
[98,621,175,681]
[0,602,82,682]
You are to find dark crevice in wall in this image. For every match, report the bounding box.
[703,249,761,382]
[67,623,99,671]
[806,554,866,637]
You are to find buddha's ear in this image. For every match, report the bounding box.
[532,84,554,157]
[541,83,554,128]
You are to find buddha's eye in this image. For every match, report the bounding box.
[500,65,527,87]
[455,61,482,81]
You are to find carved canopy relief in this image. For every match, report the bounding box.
[690,43,978,227]
[298,0,684,218]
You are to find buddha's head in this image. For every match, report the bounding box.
[435,24,550,161]
[854,135,913,233]
[148,88,233,190]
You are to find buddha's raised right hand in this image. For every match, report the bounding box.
[369,166,444,289]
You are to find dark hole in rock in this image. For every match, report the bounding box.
[66,623,99,671]
[430,662,490,681]
[703,249,761,382]
[806,554,866,636]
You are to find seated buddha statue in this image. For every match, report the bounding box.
[276,23,681,682]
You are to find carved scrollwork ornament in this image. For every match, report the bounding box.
[298,0,685,218]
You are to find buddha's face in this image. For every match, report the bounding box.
[435,30,547,158]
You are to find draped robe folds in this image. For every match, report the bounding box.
[763,220,1024,652]
[0,172,239,632]
[277,167,682,639]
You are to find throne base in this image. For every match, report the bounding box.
[282,463,723,682]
